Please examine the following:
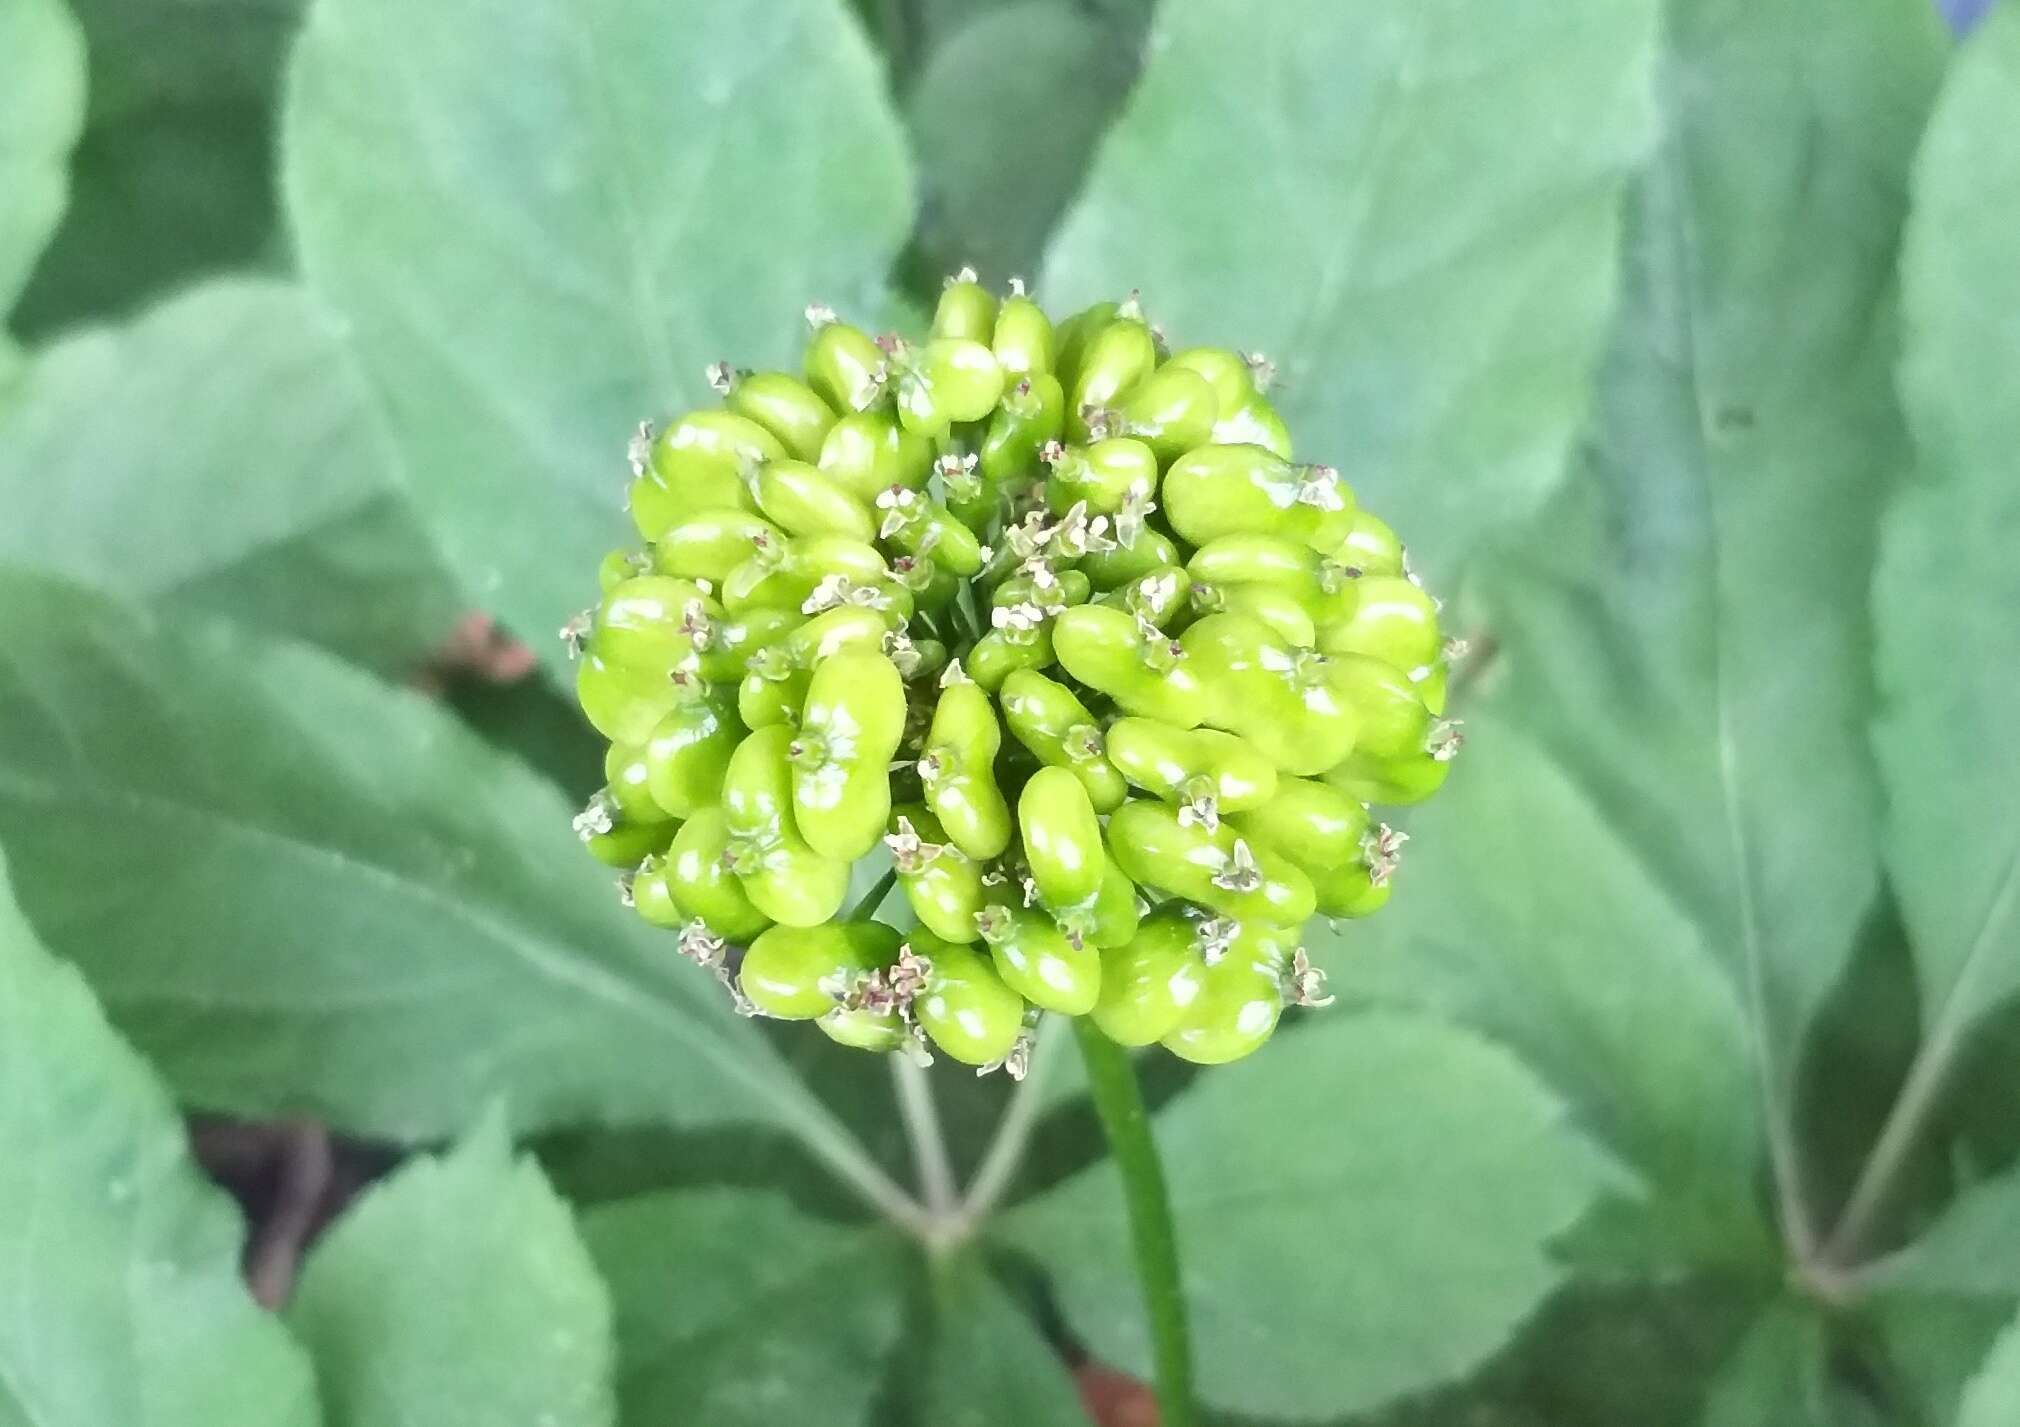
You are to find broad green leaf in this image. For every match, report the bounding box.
[1698,1300,1883,1427]
[0,571,881,1183]
[1876,0,2020,1061]
[583,1190,909,1424]
[0,847,319,1427]
[1337,0,1945,1262]
[285,0,914,661]
[1334,710,1765,1269]
[1040,0,1659,580]
[289,1112,615,1427]
[999,1009,1611,1420]
[0,0,86,317]
[0,277,460,671]
[920,1254,1092,1427]
[1871,1169,2020,1300]
[15,110,284,338]
[11,0,301,336]
[903,2,1141,286]
[1863,1168,2020,1427]
[583,1188,1087,1425]
[1957,1316,2020,1427]
[59,0,302,123]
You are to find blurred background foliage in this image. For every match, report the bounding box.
[3,0,2019,1425]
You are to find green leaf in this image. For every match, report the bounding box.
[284,0,915,660]
[288,1111,615,1427]
[920,1254,1092,1427]
[1876,0,2020,1064]
[999,1009,1611,1420]
[11,0,302,336]
[902,2,1140,287]
[0,571,893,1201]
[15,109,284,338]
[1338,0,1945,1263]
[0,277,460,672]
[59,0,303,123]
[1335,713,1766,1269]
[1862,1169,2020,1427]
[583,1189,909,1424]
[1698,1300,1882,1427]
[1958,1318,2020,1427]
[1040,0,1659,581]
[0,0,86,318]
[0,846,320,1426]
[584,1188,1088,1425]
[1872,1169,2020,1300]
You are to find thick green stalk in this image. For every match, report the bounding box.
[1072,1018,1195,1427]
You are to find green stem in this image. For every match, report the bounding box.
[891,1053,959,1218]
[847,868,898,922]
[958,1013,1063,1225]
[1072,1019,1196,1427]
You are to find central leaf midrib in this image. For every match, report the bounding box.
[1649,61,1806,1245]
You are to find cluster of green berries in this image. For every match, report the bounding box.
[568,274,1461,1075]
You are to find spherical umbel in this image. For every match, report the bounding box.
[568,276,1462,1073]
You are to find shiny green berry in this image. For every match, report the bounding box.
[571,292,1457,1070]
[908,930,1029,1065]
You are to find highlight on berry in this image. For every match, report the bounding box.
[566,271,1463,1073]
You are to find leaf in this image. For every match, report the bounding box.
[11,0,302,336]
[288,1111,615,1427]
[1697,1300,1883,1427]
[998,1009,1612,1420]
[582,1189,909,1424]
[1039,0,1659,581]
[0,570,881,1183]
[920,1254,1092,1427]
[0,846,320,1427]
[1336,0,1945,1262]
[15,109,284,338]
[0,277,460,672]
[284,0,915,660]
[1862,1168,2020,1427]
[1334,714,1767,1269]
[0,0,86,317]
[59,0,303,123]
[1958,1317,2020,1427]
[583,1188,1088,1425]
[1875,0,2020,1067]
[902,2,1141,286]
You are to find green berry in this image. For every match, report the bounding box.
[570,294,1458,1069]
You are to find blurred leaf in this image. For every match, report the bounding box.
[0,571,891,1186]
[1040,0,1659,582]
[1872,1168,2020,1300]
[63,0,302,121]
[921,1253,1092,1426]
[0,0,86,318]
[1351,1276,1758,1427]
[0,846,320,1426]
[285,0,914,660]
[999,1009,1612,1420]
[0,277,460,672]
[16,111,282,337]
[583,1189,909,1424]
[583,1188,1088,1426]
[13,0,304,336]
[902,2,1141,287]
[288,1111,615,1427]
[1863,1167,2020,1425]
[1337,0,1945,1266]
[1876,0,2020,1070]
[1958,1318,2020,1427]
[1697,1300,1884,1427]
